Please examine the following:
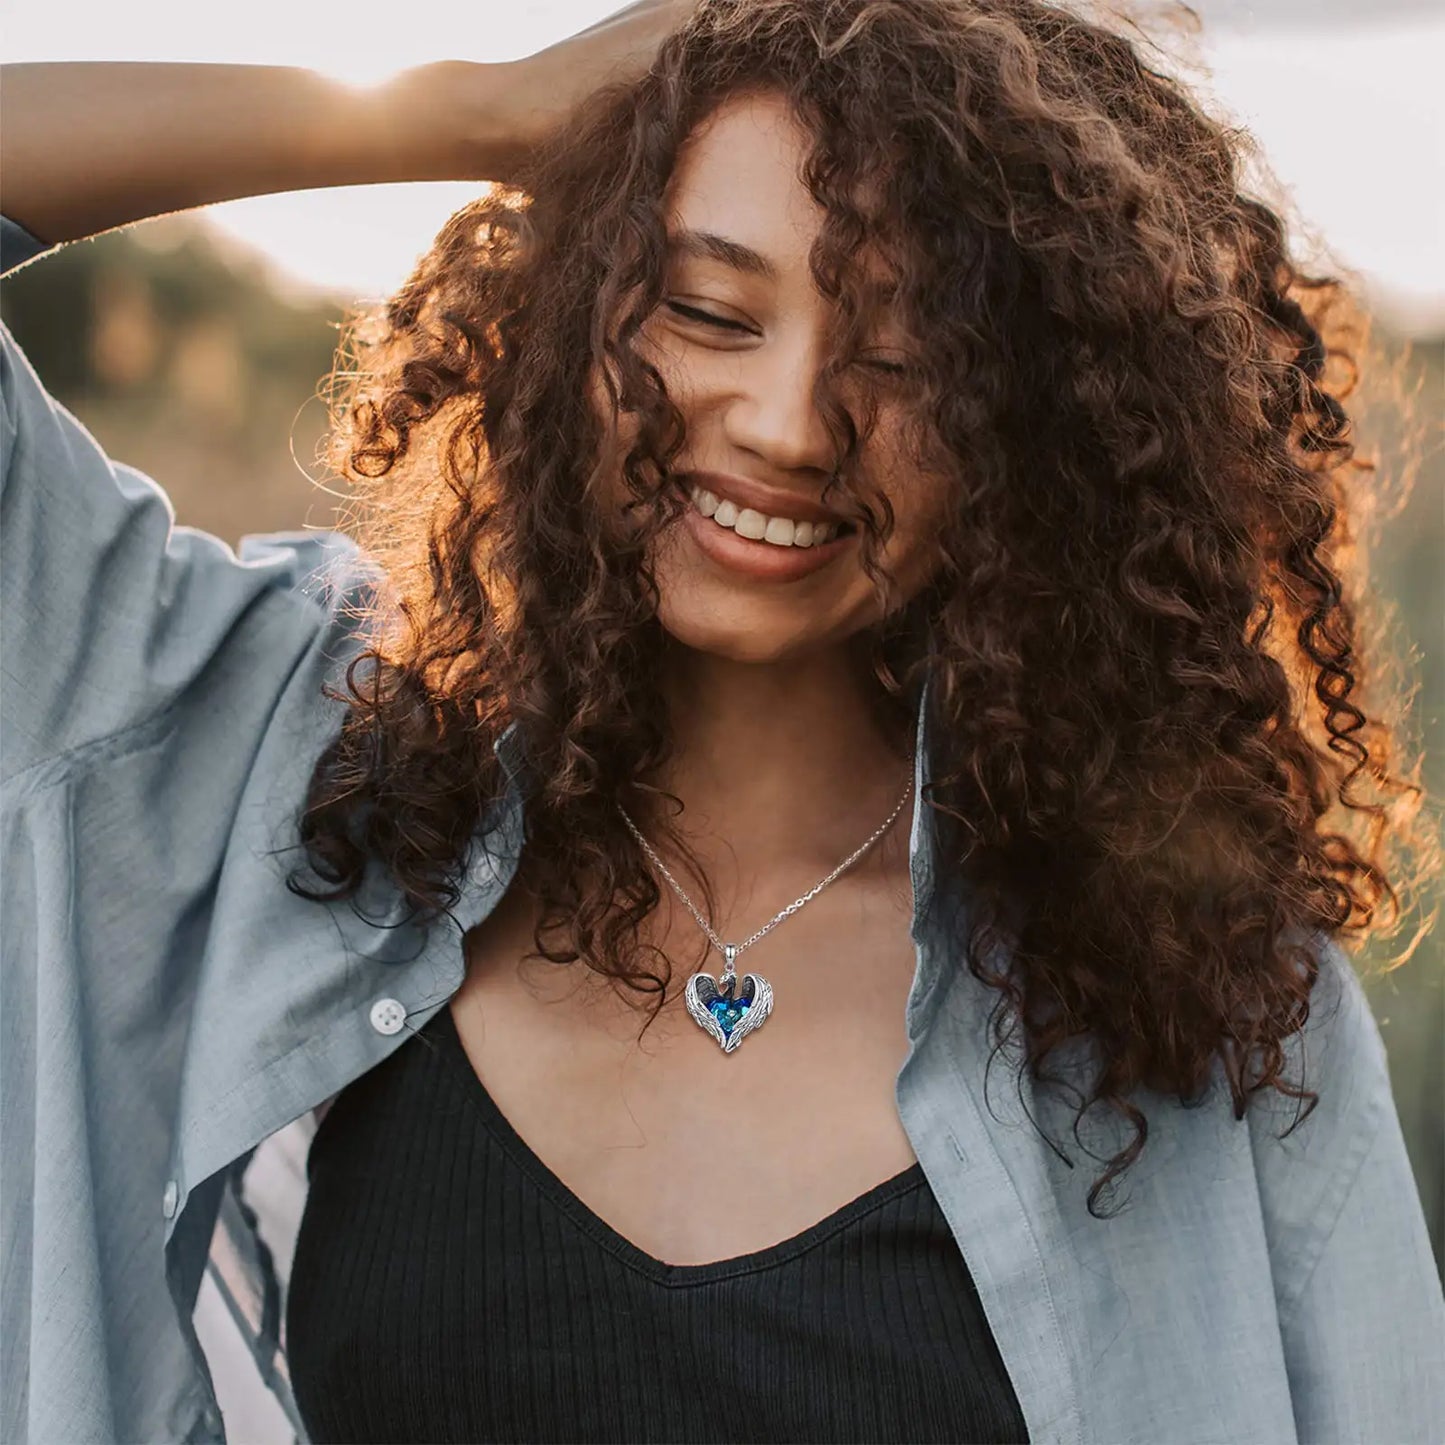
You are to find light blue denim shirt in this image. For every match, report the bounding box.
[3,212,1443,1445]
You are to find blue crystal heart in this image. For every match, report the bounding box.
[708,983,752,1037]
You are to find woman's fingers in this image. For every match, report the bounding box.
[482,1,700,165]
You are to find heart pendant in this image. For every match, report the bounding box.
[684,969,773,1053]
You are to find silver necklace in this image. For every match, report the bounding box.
[617,753,916,1054]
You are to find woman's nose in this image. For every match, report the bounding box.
[722,336,838,476]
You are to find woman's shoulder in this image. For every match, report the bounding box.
[1240,932,1439,1330]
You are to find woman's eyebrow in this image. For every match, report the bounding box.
[664,227,900,315]
[666,227,779,282]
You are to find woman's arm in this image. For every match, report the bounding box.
[0,60,516,245]
[0,3,695,246]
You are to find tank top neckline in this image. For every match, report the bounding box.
[424,1001,929,1288]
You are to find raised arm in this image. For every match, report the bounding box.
[0,60,515,245]
[0,2,696,245]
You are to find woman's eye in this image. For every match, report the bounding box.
[855,353,917,380]
[664,301,753,333]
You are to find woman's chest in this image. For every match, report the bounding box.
[448,872,924,1266]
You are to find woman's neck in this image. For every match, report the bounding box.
[639,639,916,896]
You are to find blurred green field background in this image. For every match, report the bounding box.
[4,215,1440,1281]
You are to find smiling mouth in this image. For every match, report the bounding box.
[688,485,854,548]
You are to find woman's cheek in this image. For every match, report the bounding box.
[876,463,952,606]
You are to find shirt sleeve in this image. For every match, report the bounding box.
[1281,1103,1445,1441]
[0,212,362,783]
[0,212,375,1444]
[1266,938,1445,1442]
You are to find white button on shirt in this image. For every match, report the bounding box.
[369,997,407,1035]
[162,1180,179,1220]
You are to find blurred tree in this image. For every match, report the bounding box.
[1,215,348,544]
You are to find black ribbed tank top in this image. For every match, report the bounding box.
[285,1002,1030,1445]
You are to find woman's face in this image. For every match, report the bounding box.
[594,89,951,665]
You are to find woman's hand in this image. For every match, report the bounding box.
[419,0,700,184]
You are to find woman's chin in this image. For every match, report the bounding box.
[654,599,837,665]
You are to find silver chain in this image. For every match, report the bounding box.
[617,751,916,964]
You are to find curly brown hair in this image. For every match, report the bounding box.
[288,0,1439,1216]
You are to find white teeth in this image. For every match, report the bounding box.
[763,516,795,547]
[733,508,768,541]
[688,486,843,548]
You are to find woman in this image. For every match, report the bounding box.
[2,1,1442,1442]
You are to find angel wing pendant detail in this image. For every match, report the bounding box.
[683,958,773,1053]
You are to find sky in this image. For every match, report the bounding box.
[7,1,1444,335]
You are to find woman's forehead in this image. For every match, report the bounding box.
[665,92,900,300]
[667,96,820,258]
